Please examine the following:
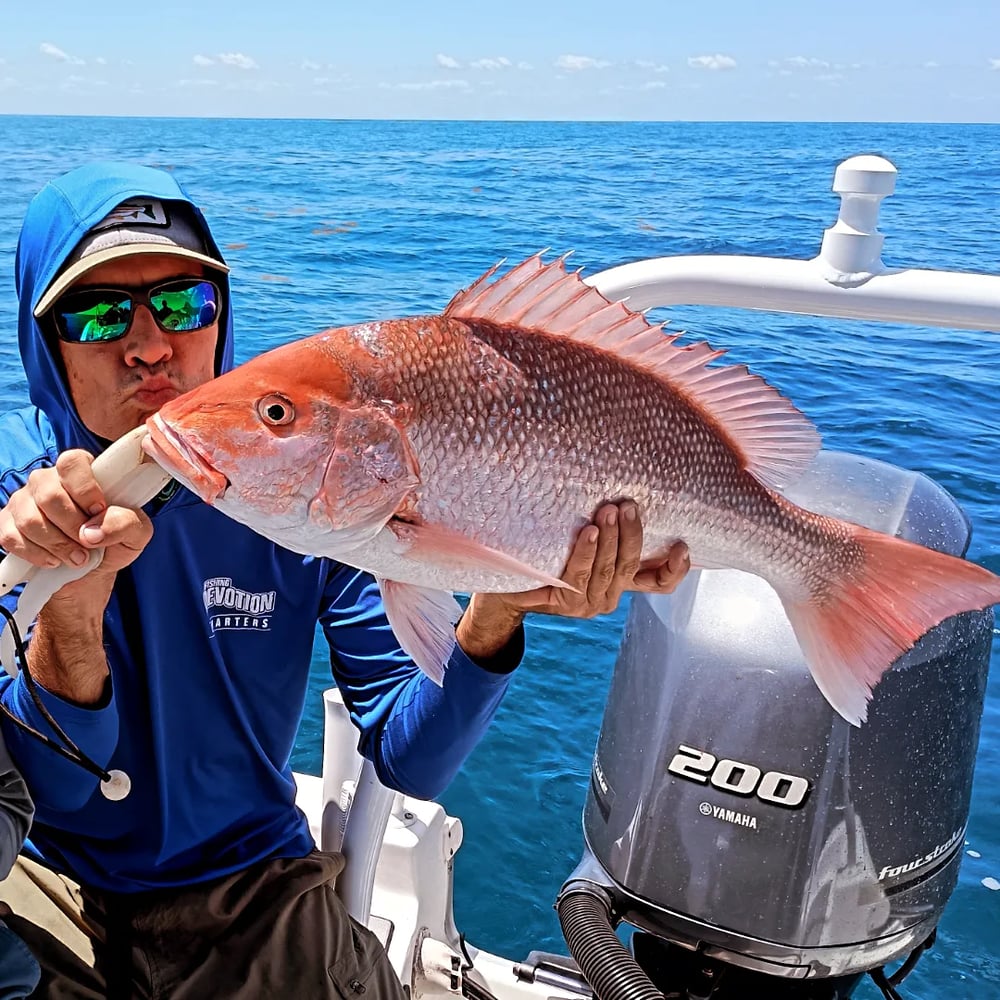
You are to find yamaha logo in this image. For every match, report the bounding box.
[700,802,759,829]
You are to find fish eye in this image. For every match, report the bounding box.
[256,393,295,426]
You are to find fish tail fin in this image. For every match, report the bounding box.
[780,524,1000,726]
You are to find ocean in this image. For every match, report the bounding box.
[0,117,997,997]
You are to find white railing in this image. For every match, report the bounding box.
[587,155,1000,330]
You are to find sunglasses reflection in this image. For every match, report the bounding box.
[52,279,221,344]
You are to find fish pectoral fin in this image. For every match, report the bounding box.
[687,555,728,571]
[388,519,575,592]
[377,578,463,686]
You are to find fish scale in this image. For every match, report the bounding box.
[403,325,668,568]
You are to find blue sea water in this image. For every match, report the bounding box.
[0,116,997,997]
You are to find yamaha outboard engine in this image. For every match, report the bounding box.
[557,450,993,999]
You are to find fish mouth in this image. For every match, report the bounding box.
[143,414,230,503]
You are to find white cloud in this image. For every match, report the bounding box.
[193,52,258,70]
[217,52,258,70]
[923,61,939,69]
[600,81,668,95]
[313,72,351,85]
[61,74,107,90]
[386,79,471,91]
[436,53,461,70]
[301,59,321,72]
[687,54,736,71]
[224,78,285,92]
[784,56,830,70]
[555,54,611,71]
[0,77,17,90]
[991,59,1000,70]
[40,42,84,65]
[470,56,512,71]
[635,60,669,73]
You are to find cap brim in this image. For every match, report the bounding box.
[34,243,231,318]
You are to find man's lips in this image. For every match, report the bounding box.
[131,379,180,405]
[142,415,229,503]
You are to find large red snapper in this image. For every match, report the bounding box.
[142,254,1000,725]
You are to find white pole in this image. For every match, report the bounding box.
[337,759,396,925]
[589,154,1000,332]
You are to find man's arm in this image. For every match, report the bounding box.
[0,450,151,809]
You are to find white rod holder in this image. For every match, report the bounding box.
[589,153,1000,331]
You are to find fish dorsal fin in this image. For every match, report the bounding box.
[445,253,820,490]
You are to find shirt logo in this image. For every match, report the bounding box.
[203,576,276,633]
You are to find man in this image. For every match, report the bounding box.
[0,162,689,998]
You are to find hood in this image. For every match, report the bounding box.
[15,161,235,454]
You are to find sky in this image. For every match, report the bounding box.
[1,0,999,122]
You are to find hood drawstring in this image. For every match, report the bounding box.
[0,601,130,800]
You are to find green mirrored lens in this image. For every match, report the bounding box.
[149,280,219,332]
[58,294,132,343]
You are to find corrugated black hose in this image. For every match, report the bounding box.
[557,883,664,1000]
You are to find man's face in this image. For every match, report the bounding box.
[54,254,221,441]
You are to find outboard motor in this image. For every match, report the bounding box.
[558,450,993,999]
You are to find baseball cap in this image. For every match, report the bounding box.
[34,197,230,317]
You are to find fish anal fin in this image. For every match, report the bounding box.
[377,578,462,686]
[444,254,820,491]
[388,518,576,593]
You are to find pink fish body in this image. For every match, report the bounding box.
[143,255,1000,725]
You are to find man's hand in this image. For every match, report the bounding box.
[0,449,152,590]
[457,500,690,662]
[500,500,689,618]
[0,450,153,705]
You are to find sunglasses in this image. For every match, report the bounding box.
[52,278,222,344]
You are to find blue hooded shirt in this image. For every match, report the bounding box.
[0,162,517,893]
